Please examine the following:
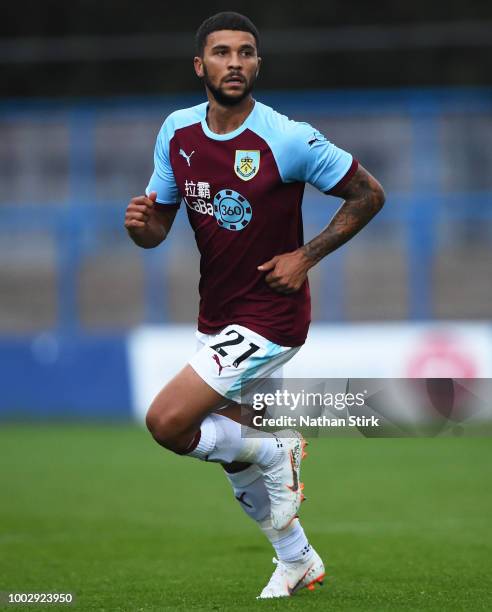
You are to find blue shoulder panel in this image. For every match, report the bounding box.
[249,101,353,192]
[146,103,207,204]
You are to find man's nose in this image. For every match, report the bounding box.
[227,53,243,69]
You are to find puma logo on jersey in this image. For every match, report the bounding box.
[308,131,327,146]
[179,148,195,166]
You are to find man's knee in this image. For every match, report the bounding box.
[145,402,190,452]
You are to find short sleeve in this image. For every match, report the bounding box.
[145,121,180,205]
[287,122,355,192]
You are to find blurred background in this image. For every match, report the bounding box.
[1,0,492,419]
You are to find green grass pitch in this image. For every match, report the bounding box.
[1,425,491,611]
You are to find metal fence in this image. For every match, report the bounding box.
[1,88,491,333]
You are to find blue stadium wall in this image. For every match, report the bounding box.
[0,333,132,420]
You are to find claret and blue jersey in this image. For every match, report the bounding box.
[146,100,357,347]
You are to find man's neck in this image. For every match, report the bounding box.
[205,95,255,135]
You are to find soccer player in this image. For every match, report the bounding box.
[125,12,385,598]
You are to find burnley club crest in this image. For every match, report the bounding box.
[234,150,260,181]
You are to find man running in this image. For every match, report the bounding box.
[125,11,385,598]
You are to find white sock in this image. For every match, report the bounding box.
[225,465,313,564]
[259,517,313,564]
[187,413,283,469]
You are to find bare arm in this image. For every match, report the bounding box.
[258,164,385,293]
[125,191,179,249]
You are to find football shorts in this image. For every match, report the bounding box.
[189,324,300,404]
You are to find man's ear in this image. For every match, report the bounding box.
[194,56,204,78]
[256,56,262,77]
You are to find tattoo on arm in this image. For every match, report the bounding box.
[301,165,385,265]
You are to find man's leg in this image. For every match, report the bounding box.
[145,364,303,529]
[222,463,325,597]
[217,403,312,562]
[223,462,312,561]
[145,324,306,530]
[147,367,322,595]
[145,364,284,468]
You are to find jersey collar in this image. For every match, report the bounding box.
[201,100,257,141]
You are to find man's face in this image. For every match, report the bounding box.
[194,30,261,106]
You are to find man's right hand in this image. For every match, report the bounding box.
[124,191,157,230]
[124,191,179,248]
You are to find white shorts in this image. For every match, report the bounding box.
[189,324,301,404]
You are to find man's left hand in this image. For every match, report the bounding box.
[258,250,313,294]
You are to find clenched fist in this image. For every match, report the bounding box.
[124,191,179,248]
[124,191,157,230]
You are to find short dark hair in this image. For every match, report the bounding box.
[195,12,260,56]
